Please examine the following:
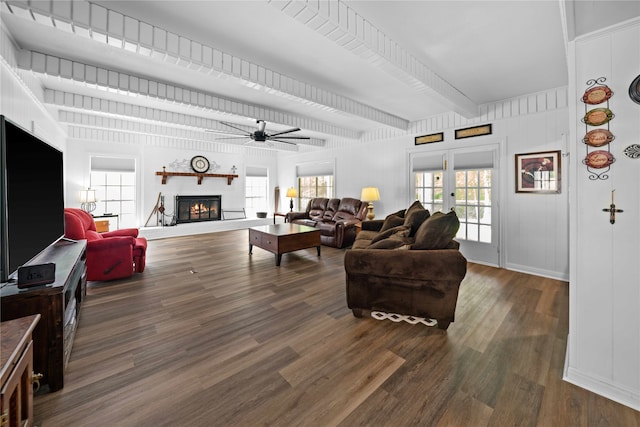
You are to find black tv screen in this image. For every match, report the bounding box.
[1,115,65,283]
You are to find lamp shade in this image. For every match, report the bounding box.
[79,189,97,203]
[360,187,380,202]
[286,187,297,198]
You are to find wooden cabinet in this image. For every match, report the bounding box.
[1,240,87,392]
[0,314,40,427]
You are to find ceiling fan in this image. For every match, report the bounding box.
[207,120,310,146]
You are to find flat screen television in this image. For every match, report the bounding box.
[0,115,65,284]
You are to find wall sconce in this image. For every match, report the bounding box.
[79,188,97,213]
[360,187,380,220]
[286,187,297,212]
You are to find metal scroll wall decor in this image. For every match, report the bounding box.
[581,77,615,180]
[624,74,640,159]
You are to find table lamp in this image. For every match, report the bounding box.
[286,187,297,212]
[80,188,97,213]
[360,187,380,220]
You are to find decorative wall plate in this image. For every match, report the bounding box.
[190,155,210,173]
[582,129,615,147]
[582,85,613,104]
[582,108,614,126]
[584,150,615,169]
[623,144,640,159]
[630,74,640,105]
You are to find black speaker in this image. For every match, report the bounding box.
[17,263,56,288]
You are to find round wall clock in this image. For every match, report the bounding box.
[190,155,210,173]
[629,74,640,105]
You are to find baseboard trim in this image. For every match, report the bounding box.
[563,340,640,411]
[503,262,568,282]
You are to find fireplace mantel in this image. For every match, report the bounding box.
[155,171,239,185]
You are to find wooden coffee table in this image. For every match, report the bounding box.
[249,224,321,266]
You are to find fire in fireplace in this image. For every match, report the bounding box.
[175,195,221,223]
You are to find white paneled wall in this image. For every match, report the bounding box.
[0,24,66,149]
[566,18,640,411]
[279,91,570,281]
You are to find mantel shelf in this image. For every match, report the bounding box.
[155,171,238,185]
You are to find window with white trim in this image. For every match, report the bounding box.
[295,161,334,211]
[90,156,137,228]
[245,166,268,217]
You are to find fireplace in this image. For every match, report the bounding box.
[175,195,221,223]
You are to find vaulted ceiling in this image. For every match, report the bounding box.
[2,1,638,151]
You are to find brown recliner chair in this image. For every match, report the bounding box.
[286,197,366,248]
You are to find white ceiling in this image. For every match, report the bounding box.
[2,1,638,151]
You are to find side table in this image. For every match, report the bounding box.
[1,314,41,427]
[273,212,288,224]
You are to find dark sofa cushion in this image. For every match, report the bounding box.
[412,211,460,250]
[403,200,430,236]
[367,232,414,249]
[379,213,405,232]
[332,197,362,221]
[322,199,340,220]
[308,198,329,221]
[371,225,410,243]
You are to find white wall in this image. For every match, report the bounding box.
[566,18,640,411]
[66,137,278,228]
[279,89,570,280]
[1,25,65,151]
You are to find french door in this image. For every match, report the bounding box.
[412,146,500,266]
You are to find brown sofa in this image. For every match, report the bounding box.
[285,197,367,248]
[344,201,467,330]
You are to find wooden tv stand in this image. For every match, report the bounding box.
[0,239,87,392]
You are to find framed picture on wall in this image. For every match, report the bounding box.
[515,150,561,193]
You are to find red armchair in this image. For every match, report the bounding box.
[64,208,147,281]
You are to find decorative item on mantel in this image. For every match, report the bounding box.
[580,77,615,181]
[155,166,238,185]
[168,157,220,173]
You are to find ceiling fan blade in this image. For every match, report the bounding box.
[270,139,298,145]
[206,129,249,136]
[212,135,250,139]
[269,136,311,140]
[268,128,302,137]
[219,121,253,135]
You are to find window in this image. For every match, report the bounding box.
[415,171,444,213]
[245,166,268,217]
[90,157,136,228]
[295,161,335,211]
[454,169,492,243]
[297,175,334,210]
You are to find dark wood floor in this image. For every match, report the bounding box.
[34,230,640,426]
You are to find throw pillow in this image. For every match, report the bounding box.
[368,233,414,249]
[367,238,406,249]
[403,200,430,236]
[411,210,460,250]
[370,225,410,243]
[390,208,406,218]
[379,214,405,232]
